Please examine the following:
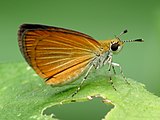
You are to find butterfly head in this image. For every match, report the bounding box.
[109,39,124,54]
[109,29,144,54]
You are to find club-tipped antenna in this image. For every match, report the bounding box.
[115,30,144,43]
[116,29,128,38]
[123,38,144,43]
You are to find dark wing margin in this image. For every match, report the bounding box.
[18,23,95,40]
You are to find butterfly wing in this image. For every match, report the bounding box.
[18,24,101,86]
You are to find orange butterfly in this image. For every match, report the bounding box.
[18,24,143,96]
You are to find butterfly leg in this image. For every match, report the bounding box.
[112,65,116,75]
[108,62,117,90]
[105,54,117,90]
[110,62,129,85]
[71,64,94,97]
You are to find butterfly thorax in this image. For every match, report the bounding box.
[92,38,124,69]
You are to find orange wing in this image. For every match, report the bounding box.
[18,24,101,86]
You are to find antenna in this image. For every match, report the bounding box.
[123,38,144,42]
[117,29,128,38]
[115,30,144,43]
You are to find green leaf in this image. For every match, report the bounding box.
[0,62,160,120]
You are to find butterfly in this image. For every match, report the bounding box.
[18,24,143,96]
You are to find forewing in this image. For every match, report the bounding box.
[18,24,101,86]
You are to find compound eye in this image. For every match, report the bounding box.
[111,43,119,51]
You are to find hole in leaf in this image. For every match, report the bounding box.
[43,97,114,120]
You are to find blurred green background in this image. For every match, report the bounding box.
[0,0,160,119]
